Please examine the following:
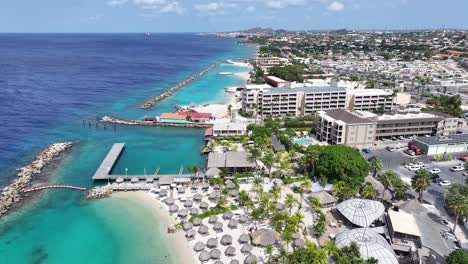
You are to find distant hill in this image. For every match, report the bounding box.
[242,27,287,33]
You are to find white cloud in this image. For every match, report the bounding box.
[108,0,185,15]
[193,2,238,16]
[107,0,129,6]
[160,1,185,14]
[245,6,256,12]
[327,1,344,12]
[265,0,306,9]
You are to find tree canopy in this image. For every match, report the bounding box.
[447,249,468,264]
[425,95,464,116]
[269,65,305,82]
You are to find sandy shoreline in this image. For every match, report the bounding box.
[111,191,195,264]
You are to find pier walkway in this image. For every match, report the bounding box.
[24,185,87,193]
[92,143,204,185]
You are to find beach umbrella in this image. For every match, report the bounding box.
[169,204,179,213]
[221,234,233,246]
[213,221,223,232]
[230,260,240,264]
[208,216,218,224]
[240,243,253,254]
[131,177,139,183]
[199,250,210,262]
[178,186,186,193]
[207,238,218,248]
[165,197,175,205]
[200,201,209,209]
[214,261,223,264]
[202,182,210,189]
[244,254,257,264]
[214,184,221,190]
[159,189,168,197]
[185,229,195,238]
[116,177,124,183]
[210,249,221,260]
[192,217,202,226]
[224,246,236,257]
[178,209,188,218]
[208,192,218,200]
[183,222,193,231]
[198,224,209,235]
[145,178,154,183]
[275,203,285,211]
[190,208,199,215]
[239,215,249,224]
[238,234,250,244]
[222,211,233,220]
[250,229,278,247]
[184,200,193,208]
[225,179,233,185]
[226,182,235,189]
[194,242,205,252]
[193,193,203,201]
[230,190,239,197]
[293,238,305,248]
[228,219,239,229]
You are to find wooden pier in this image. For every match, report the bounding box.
[92,143,204,185]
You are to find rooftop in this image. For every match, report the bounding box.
[213,122,247,131]
[348,89,392,96]
[415,133,468,146]
[387,209,421,237]
[336,198,385,227]
[160,113,185,119]
[264,86,346,95]
[207,151,255,169]
[319,109,374,124]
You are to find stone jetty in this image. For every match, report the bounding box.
[87,185,113,199]
[140,63,219,109]
[101,115,212,128]
[0,142,74,217]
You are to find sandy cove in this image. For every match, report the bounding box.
[112,191,196,264]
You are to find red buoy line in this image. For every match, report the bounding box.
[23,185,87,193]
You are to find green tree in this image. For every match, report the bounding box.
[248,148,261,171]
[376,170,400,200]
[360,182,377,200]
[369,158,384,177]
[285,193,299,214]
[446,184,468,234]
[333,181,358,201]
[261,149,275,178]
[447,249,468,264]
[411,169,432,202]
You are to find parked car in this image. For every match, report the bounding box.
[362,148,372,154]
[460,154,468,162]
[404,163,415,169]
[432,175,441,183]
[430,168,441,174]
[450,166,464,172]
[408,166,421,172]
[463,172,468,177]
[385,146,394,152]
[415,162,425,167]
[439,180,451,186]
[404,149,416,156]
[367,156,377,162]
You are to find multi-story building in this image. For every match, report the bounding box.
[346,89,394,112]
[316,109,463,147]
[254,57,281,72]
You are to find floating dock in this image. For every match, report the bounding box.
[92,143,204,184]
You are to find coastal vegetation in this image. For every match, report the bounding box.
[425,95,464,116]
[269,65,305,82]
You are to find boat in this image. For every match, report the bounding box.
[218,72,234,76]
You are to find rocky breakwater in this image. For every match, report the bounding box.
[0,142,74,217]
[87,185,113,199]
[101,115,212,128]
[140,63,219,109]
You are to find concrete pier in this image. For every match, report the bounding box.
[92,143,125,180]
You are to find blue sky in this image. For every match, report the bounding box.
[1,0,467,32]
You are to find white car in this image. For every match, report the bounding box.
[415,162,425,167]
[450,166,464,172]
[430,168,441,174]
[439,180,451,186]
[408,166,421,172]
[404,163,415,169]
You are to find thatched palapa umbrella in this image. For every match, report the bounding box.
[184,200,193,208]
[183,222,193,231]
[210,249,221,260]
[178,186,186,193]
[199,250,210,262]
[244,254,257,264]
[213,221,223,232]
[240,243,252,254]
[159,189,168,197]
[239,215,249,224]
[190,208,199,215]
[116,177,124,183]
[228,219,239,229]
[131,177,139,183]
[169,204,179,213]
[198,224,209,235]
[221,234,233,245]
[193,193,203,201]
[208,192,218,200]
[192,217,202,226]
[293,238,305,248]
[194,241,205,252]
[178,209,188,218]
[214,261,223,264]
[207,238,218,248]
[226,182,235,189]
[165,197,174,205]
[225,246,236,256]
[208,215,218,224]
[185,229,195,238]
[230,260,240,264]
[238,233,250,244]
[202,182,210,190]
[222,211,233,220]
[230,189,239,197]
[199,201,209,209]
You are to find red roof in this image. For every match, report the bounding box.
[178,112,212,119]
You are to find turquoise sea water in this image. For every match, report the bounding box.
[0,34,255,264]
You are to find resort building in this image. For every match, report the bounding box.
[159,113,187,123]
[178,112,212,122]
[386,209,422,253]
[206,151,256,174]
[213,122,248,137]
[264,75,287,87]
[254,56,280,72]
[346,89,394,112]
[411,134,468,155]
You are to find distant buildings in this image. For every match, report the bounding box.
[160,113,187,123]
[411,134,468,155]
[254,57,280,72]
[213,122,248,137]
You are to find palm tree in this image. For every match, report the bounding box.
[369,158,384,177]
[281,230,294,252]
[333,181,357,201]
[376,170,399,200]
[269,184,282,201]
[261,149,275,178]
[447,192,468,233]
[239,190,250,208]
[411,169,432,202]
[298,179,311,209]
[360,182,377,200]
[248,148,261,172]
[265,244,274,263]
[285,193,299,214]
[393,179,410,200]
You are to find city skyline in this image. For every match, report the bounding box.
[1,0,467,33]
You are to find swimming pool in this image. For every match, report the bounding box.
[292,139,313,145]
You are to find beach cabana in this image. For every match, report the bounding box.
[293,238,305,248]
[200,201,209,210]
[207,238,218,248]
[244,254,257,264]
[199,250,210,262]
[183,222,193,231]
[228,219,239,229]
[165,197,175,205]
[221,234,233,245]
[194,242,205,252]
[250,229,278,247]
[184,200,193,208]
[240,243,252,254]
[185,229,195,238]
[193,194,203,201]
[192,217,202,226]
[190,208,199,215]
[239,215,249,224]
[131,177,139,183]
[225,246,236,257]
[222,211,234,220]
[169,204,179,213]
[208,215,218,224]
[213,221,223,232]
[178,209,188,218]
[198,225,209,235]
[230,260,240,264]
[206,167,221,178]
[210,249,221,260]
[238,234,250,244]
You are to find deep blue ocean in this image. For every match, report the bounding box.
[0,34,254,264]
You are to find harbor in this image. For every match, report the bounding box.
[101,115,213,128]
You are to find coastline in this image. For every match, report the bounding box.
[109,191,195,264]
